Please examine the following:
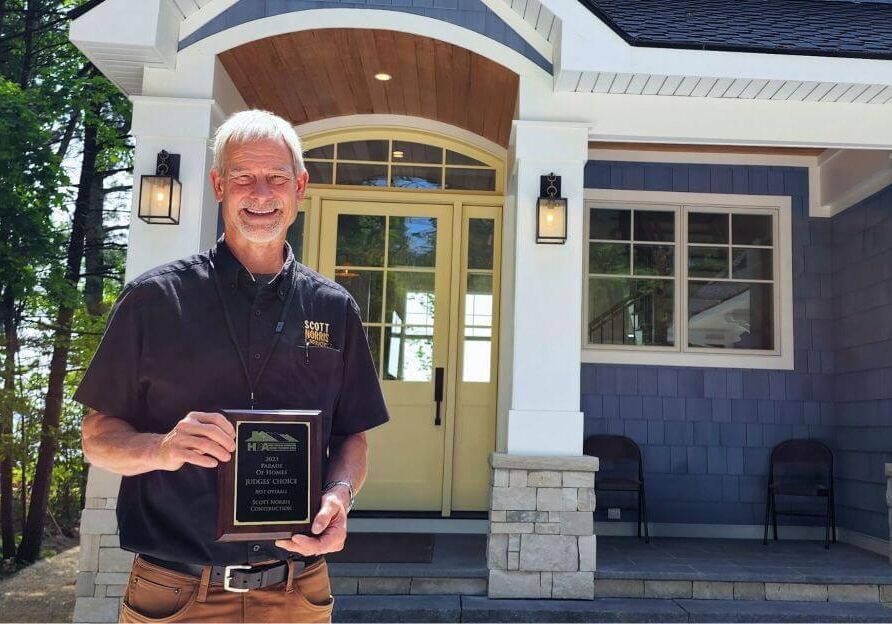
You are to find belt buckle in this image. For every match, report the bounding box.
[223,564,251,593]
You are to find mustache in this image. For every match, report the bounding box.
[239,198,283,212]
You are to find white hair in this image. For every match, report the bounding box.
[212,109,306,175]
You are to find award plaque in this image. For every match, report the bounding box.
[216,409,322,542]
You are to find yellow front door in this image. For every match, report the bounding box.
[320,200,454,510]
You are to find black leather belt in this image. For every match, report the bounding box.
[140,554,322,593]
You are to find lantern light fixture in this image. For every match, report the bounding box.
[536,173,567,244]
[138,150,182,225]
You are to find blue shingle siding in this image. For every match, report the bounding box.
[581,0,892,61]
[582,162,835,527]
[831,182,892,540]
[178,0,552,73]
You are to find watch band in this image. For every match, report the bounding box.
[323,480,355,513]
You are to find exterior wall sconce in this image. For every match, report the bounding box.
[138,150,182,224]
[536,173,567,244]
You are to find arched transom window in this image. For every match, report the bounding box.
[303,138,499,192]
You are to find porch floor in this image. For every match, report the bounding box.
[328,533,487,579]
[598,536,892,584]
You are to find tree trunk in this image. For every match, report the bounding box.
[0,288,18,559]
[84,176,105,315]
[16,115,97,563]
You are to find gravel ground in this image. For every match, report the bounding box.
[0,546,78,623]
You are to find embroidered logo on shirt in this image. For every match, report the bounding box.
[304,320,331,348]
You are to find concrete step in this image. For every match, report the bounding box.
[331,595,892,623]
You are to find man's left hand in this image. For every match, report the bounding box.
[275,488,348,556]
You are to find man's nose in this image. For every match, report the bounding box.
[251,178,274,199]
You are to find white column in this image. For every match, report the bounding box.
[504,121,589,456]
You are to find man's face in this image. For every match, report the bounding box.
[210,137,309,246]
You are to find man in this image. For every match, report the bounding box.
[76,109,389,623]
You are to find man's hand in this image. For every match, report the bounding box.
[275,488,348,556]
[154,411,236,471]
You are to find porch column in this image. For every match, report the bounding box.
[504,121,590,456]
[75,97,226,623]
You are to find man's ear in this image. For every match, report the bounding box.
[295,169,309,203]
[210,168,225,202]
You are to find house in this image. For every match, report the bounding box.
[68,0,892,620]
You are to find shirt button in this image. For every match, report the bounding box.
[252,544,261,552]
[254,309,261,317]
[254,352,261,360]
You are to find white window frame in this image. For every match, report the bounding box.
[581,189,794,370]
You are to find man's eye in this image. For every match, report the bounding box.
[270,175,289,184]
[234,176,253,184]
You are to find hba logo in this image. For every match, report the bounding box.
[245,430,299,452]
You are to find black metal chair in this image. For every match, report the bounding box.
[583,434,649,542]
[762,438,837,549]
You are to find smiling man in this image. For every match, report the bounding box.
[76,110,389,623]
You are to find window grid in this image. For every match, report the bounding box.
[304,139,497,191]
[585,203,780,355]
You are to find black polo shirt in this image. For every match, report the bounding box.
[74,237,389,565]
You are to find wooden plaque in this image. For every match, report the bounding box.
[216,409,322,542]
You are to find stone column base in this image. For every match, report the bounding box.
[487,453,599,599]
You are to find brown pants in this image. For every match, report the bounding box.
[119,555,333,623]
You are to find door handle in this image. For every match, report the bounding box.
[434,367,444,426]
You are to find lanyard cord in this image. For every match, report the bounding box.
[210,255,298,409]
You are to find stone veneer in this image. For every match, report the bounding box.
[887,463,891,564]
[487,453,599,600]
[74,468,130,623]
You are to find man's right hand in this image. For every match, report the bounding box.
[155,411,236,471]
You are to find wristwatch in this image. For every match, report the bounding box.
[322,480,355,514]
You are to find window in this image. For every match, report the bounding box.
[303,139,498,192]
[583,190,793,369]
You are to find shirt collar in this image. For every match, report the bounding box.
[212,235,296,301]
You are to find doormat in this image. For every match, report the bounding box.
[325,533,435,563]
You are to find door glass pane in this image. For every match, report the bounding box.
[446,150,487,166]
[467,219,494,270]
[688,281,774,349]
[338,140,388,161]
[445,168,496,191]
[587,278,674,346]
[336,215,385,266]
[385,271,435,326]
[286,212,305,263]
[383,325,433,381]
[732,248,773,280]
[336,270,383,323]
[733,214,773,246]
[304,144,334,159]
[590,208,631,241]
[393,141,442,164]
[305,161,333,185]
[336,163,387,187]
[589,243,630,275]
[689,246,729,278]
[634,211,674,242]
[365,326,381,375]
[388,217,437,267]
[633,245,673,276]
[689,212,729,244]
[391,166,441,189]
[463,274,492,382]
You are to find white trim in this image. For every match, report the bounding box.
[477,0,553,63]
[548,0,892,91]
[595,521,827,540]
[581,189,794,371]
[176,9,550,79]
[180,0,239,39]
[595,521,890,557]
[837,528,891,558]
[295,115,507,163]
[822,168,892,218]
[348,517,488,534]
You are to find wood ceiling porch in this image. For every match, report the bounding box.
[219,29,519,147]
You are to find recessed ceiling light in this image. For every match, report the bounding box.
[374,73,392,81]
[392,150,404,159]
